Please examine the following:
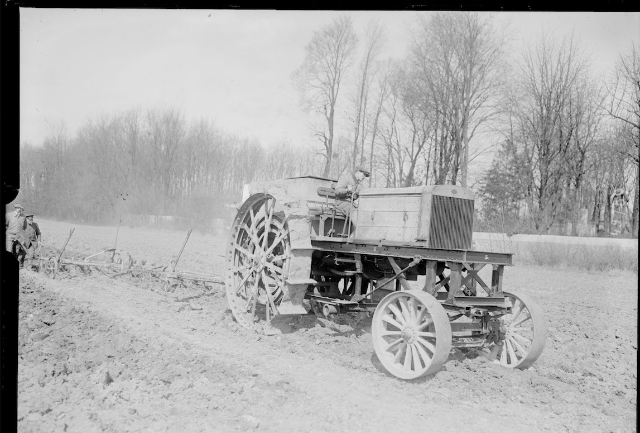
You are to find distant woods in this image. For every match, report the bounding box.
[18,12,639,237]
[18,108,319,229]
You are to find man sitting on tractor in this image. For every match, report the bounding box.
[24,214,41,270]
[334,165,370,217]
[5,203,28,266]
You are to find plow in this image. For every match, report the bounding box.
[225,176,548,379]
[38,225,223,291]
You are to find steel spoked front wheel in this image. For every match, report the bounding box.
[225,194,290,330]
[480,292,547,369]
[372,290,452,380]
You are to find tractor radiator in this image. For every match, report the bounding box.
[427,195,474,250]
[355,184,475,247]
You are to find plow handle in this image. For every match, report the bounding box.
[171,228,193,272]
[57,228,75,263]
[114,219,122,249]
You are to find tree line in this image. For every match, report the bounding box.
[16,12,639,237]
[292,13,638,237]
[17,109,321,229]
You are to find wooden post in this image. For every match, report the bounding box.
[354,274,362,297]
[447,262,462,301]
[467,263,477,295]
[491,264,504,296]
[423,260,437,296]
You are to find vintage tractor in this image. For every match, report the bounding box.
[225,176,547,379]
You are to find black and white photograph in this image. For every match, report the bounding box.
[5,8,639,433]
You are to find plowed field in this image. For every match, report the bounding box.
[17,220,638,433]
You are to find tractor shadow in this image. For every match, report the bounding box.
[269,312,373,337]
[369,347,483,382]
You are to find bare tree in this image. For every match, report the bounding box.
[292,16,358,177]
[507,32,591,231]
[376,64,430,188]
[146,108,187,209]
[407,12,507,187]
[367,58,394,186]
[605,42,640,236]
[378,65,404,187]
[41,122,72,217]
[606,43,640,165]
[564,76,606,235]
[349,20,386,169]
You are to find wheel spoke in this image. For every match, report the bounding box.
[262,270,280,318]
[416,306,427,323]
[487,343,500,360]
[240,223,261,248]
[499,343,507,365]
[506,339,519,366]
[416,336,436,355]
[231,263,253,273]
[382,313,404,330]
[508,299,524,324]
[509,325,532,333]
[249,277,260,317]
[511,314,532,328]
[265,293,271,322]
[381,330,402,337]
[249,207,258,233]
[264,262,285,276]
[261,199,275,252]
[246,273,261,310]
[417,318,433,331]
[398,297,412,325]
[387,304,406,325]
[243,288,255,312]
[509,336,527,355]
[409,298,422,325]
[385,337,404,351]
[414,340,432,365]
[234,271,254,295]
[411,343,423,371]
[417,331,436,338]
[394,343,407,363]
[264,226,290,257]
[403,344,413,371]
[270,254,290,263]
[510,331,531,346]
[408,297,417,324]
[233,243,254,261]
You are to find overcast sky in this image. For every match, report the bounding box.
[20,10,640,152]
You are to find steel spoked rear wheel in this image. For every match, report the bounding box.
[480,292,547,369]
[225,194,290,330]
[372,290,452,380]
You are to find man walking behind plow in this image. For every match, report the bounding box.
[24,213,41,270]
[5,203,28,266]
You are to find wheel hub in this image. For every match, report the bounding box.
[400,327,416,344]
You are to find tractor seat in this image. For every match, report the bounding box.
[317,186,337,199]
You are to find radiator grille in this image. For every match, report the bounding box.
[428,196,474,250]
